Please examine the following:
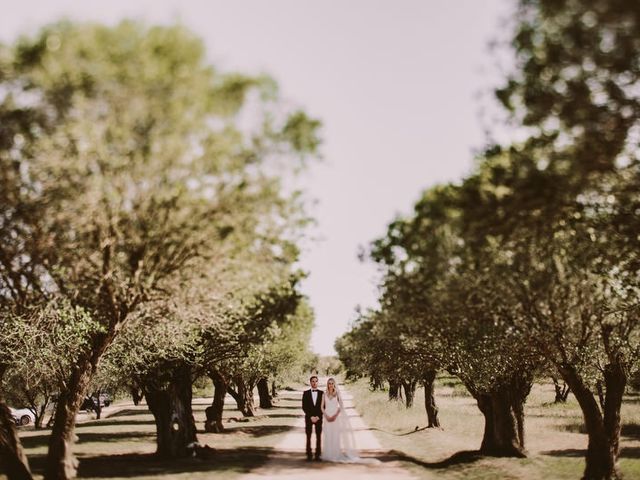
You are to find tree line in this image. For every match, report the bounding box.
[0,21,319,480]
[336,1,640,479]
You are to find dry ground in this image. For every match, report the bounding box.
[9,389,303,479]
[7,377,639,480]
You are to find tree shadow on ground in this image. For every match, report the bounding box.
[20,430,157,450]
[220,425,294,437]
[76,432,157,444]
[27,447,276,478]
[259,405,300,411]
[376,449,484,469]
[263,413,301,419]
[105,409,151,419]
[17,434,50,450]
[541,447,640,459]
[82,419,156,428]
[621,423,640,440]
[559,421,640,440]
[368,426,440,437]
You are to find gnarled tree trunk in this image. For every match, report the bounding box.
[93,390,102,420]
[559,361,626,480]
[552,376,570,403]
[146,365,197,458]
[232,376,256,417]
[205,370,227,433]
[423,370,440,428]
[473,375,530,458]
[388,379,400,401]
[129,379,144,406]
[0,400,33,480]
[44,358,95,480]
[401,379,418,408]
[145,365,197,458]
[257,378,273,409]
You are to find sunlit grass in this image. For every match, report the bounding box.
[348,376,640,480]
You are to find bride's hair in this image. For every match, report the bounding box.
[327,377,340,400]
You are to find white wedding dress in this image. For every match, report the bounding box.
[321,393,363,463]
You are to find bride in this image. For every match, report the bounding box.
[320,377,374,463]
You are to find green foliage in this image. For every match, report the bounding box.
[0,19,320,468]
[339,6,640,461]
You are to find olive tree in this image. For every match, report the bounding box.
[0,20,319,479]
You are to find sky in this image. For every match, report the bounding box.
[0,0,512,355]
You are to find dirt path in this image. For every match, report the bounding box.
[241,384,415,479]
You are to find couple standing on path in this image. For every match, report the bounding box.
[301,375,364,463]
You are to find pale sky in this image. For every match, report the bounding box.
[0,0,511,355]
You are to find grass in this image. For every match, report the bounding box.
[10,390,302,480]
[347,376,640,480]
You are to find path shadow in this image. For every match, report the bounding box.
[224,449,386,474]
[27,447,277,478]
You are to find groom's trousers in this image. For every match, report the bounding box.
[305,417,322,457]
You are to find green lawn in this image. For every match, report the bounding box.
[11,389,303,480]
[348,377,640,480]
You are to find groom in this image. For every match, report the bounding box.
[302,375,323,461]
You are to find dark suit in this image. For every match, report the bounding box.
[302,389,323,458]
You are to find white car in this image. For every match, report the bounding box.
[9,407,35,426]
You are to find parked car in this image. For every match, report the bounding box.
[9,407,35,426]
[80,393,112,411]
[97,393,112,407]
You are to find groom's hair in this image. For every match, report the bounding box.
[309,375,318,381]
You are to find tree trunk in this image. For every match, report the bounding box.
[44,358,95,480]
[145,365,198,458]
[205,370,226,433]
[401,379,417,408]
[257,378,273,409]
[370,376,384,391]
[388,379,400,401]
[130,385,144,406]
[271,381,278,398]
[0,400,33,480]
[46,402,57,428]
[93,390,102,420]
[474,376,529,458]
[226,385,240,405]
[22,386,49,431]
[423,370,440,428]
[552,376,570,403]
[559,362,625,480]
[596,381,606,412]
[34,402,48,430]
[146,366,197,458]
[233,376,256,417]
